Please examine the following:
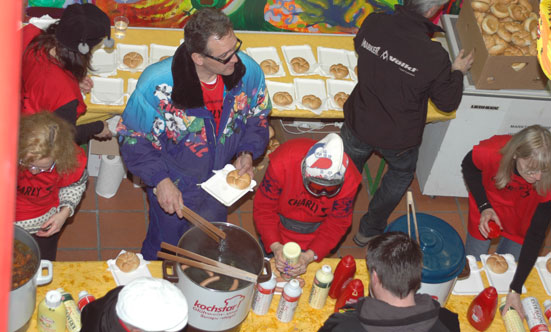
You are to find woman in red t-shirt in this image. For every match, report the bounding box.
[16,112,88,261]
[462,125,551,262]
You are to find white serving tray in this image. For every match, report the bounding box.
[266,80,296,111]
[346,50,358,81]
[325,79,356,111]
[90,77,125,105]
[481,254,527,294]
[452,255,485,295]
[107,250,152,286]
[200,164,256,207]
[535,253,551,295]
[246,46,286,78]
[116,43,149,72]
[317,46,353,79]
[281,45,319,76]
[127,78,138,99]
[293,78,328,114]
[149,43,177,64]
[90,47,118,76]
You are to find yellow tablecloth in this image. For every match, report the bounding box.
[25,259,545,331]
[79,28,453,125]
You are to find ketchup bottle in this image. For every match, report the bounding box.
[487,221,501,239]
[329,255,356,299]
[334,279,364,312]
[467,286,498,331]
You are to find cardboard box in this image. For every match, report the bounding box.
[87,138,121,177]
[457,0,548,90]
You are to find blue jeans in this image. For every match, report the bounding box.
[465,232,522,261]
[341,124,418,237]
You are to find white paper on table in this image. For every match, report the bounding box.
[325,79,355,111]
[200,164,256,207]
[345,50,358,81]
[149,44,177,64]
[90,47,118,77]
[481,254,527,294]
[535,253,551,295]
[245,47,286,78]
[266,80,297,111]
[116,44,149,72]
[294,78,328,115]
[107,250,152,286]
[317,46,353,79]
[281,45,320,76]
[90,77,125,105]
[452,255,485,295]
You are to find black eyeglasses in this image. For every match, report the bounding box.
[202,38,242,64]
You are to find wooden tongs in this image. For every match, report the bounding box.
[179,205,226,243]
[406,190,420,243]
[157,242,258,283]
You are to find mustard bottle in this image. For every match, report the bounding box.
[37,290,66,332]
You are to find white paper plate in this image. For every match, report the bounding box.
[535,254,551,295]
[281,45,319,76]
[346,50,358,81]
[149,43,177,64]
[107,250,152,286]
[317,46,353,79]
[293,78,328,115]
[452,255,485,295]
[200,164,256,207]
[127,78,138,99]
[266,80,296,111]
[90,47,118,76]
[325,79,355,111]
[246,47,286,78]
[116,43,149,72]
[90,77,125,105]
[481,254,527,294]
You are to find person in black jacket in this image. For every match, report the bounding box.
[345,0,474,246]
[318,232,460,332]
[81,277,188,332]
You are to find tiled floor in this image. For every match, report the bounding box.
[56,134,551,261]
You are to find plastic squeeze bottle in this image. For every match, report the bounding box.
[77,291,96,312]
[251,273,277,315]
[334,279,364,312]
[282,242,301,280]
[467,286,498,331]
[38,290,67,332]
[499,296,526,332]
[56,288,81,332]
[276,279,302,323]
[329,255,356,299]
[309,265,334,309]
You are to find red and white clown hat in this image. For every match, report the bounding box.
[304,133,348,182]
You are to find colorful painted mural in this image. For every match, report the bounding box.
[26,0,463,32]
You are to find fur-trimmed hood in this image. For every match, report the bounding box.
[171,43,246,109]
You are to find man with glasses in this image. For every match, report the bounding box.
[254,133,361,277]
[119,8,270,260]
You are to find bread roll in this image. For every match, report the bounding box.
[329,63,349,79]
[486,254,509,274]
[272,91,294,106]
[490,3,509,18]
[497,24,513,42]
[116,251,140,273]
[504,46,523,56]
[512,30,531,47]
[508,4,529,21]
[334,92,349,108]
[268,125,275,139]
[482,15,499,35]
[472,1,490,12]
[483,33,496,48]
[511,62,527,70]
[260,59,280,75]
[290,57,310,73]
[488,43,506,55]
[226,170,251,190]
[123,52,144,69]
[504,21,522,33]
[267,138,280,154]
[547,258,551,273]
[302,94,322,110]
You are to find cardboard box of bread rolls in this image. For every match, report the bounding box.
[457,0,548,90]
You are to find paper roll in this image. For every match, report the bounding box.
[96,155,126,198]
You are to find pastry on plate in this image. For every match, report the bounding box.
[330,63,349,79]
[260,59,280,75]
[333,92,349,108]
[486,254,508,274]
[290,57,310,73]
[116,251,140,273]
[272,91,294,106]
[123,52,144,69]
[226,170,251,190]
[302,94,322,110]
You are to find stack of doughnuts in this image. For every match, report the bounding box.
[471,0,538,56]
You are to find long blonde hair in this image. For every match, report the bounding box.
[18,112,78,174]
[495,125,551,195]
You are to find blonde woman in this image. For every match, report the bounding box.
[16,112,88,260]
[462,125,551,262]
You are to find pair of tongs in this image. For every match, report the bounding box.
[406,190,420,243]
[157,242,258,283]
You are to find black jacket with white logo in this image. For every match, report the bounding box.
[344,6,464,149]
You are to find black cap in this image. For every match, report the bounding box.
[55,3,113,54]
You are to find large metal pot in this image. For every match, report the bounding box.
[9,226,53,332]
[163,222,270,332]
